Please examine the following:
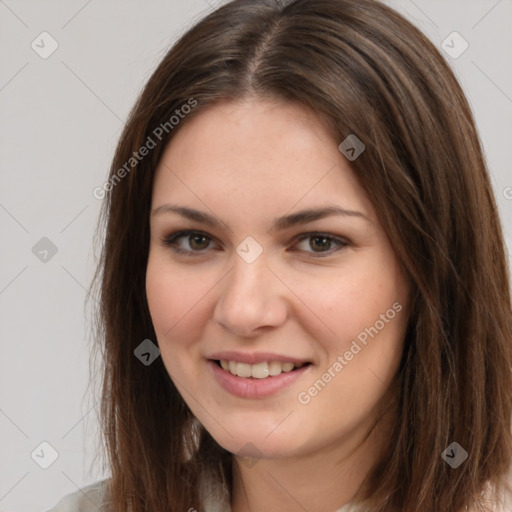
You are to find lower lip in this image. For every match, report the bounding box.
[208,360,311,399]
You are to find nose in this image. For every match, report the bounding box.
[213,253,288,338]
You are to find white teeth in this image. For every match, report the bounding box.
[281,362,294,372]
[219,360,307,379]
[251,362,269,379]
[268,361,283,376]
[236,363,252,378]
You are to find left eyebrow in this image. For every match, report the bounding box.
[150,203,370,231]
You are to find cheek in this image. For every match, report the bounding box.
[145,255,210,367]
[145,259,208,391]
[301,288,407,438]
[145,266,177,336]
[313,260,406,350]
[308,252,408,414]
[146,255,201,335]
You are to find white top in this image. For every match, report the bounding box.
[44,477,362,512]
[44,475,512,512]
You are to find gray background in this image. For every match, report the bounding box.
[0,1,511,511]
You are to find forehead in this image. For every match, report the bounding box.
[151,98,372,219]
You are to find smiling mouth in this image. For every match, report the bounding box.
[213,359,312,379]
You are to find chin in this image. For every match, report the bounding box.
[205,422,303,460]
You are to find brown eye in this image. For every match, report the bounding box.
[294,233,349,256]
[188,234,210,250]
[309,236,333,252]
[162,230,216,254]
[162,230,349,258]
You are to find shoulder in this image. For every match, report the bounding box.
[44,479,111,512]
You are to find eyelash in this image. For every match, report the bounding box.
[161,230,350,258]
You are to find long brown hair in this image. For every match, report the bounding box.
[88,0,512,510]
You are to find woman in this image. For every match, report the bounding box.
[46,0,512,511]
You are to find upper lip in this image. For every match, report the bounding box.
[208,351,311,365]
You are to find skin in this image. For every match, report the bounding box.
[146,97,410,512]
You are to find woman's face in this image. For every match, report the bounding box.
[146,98,410,460]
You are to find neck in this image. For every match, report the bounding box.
[230,405,395,512]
